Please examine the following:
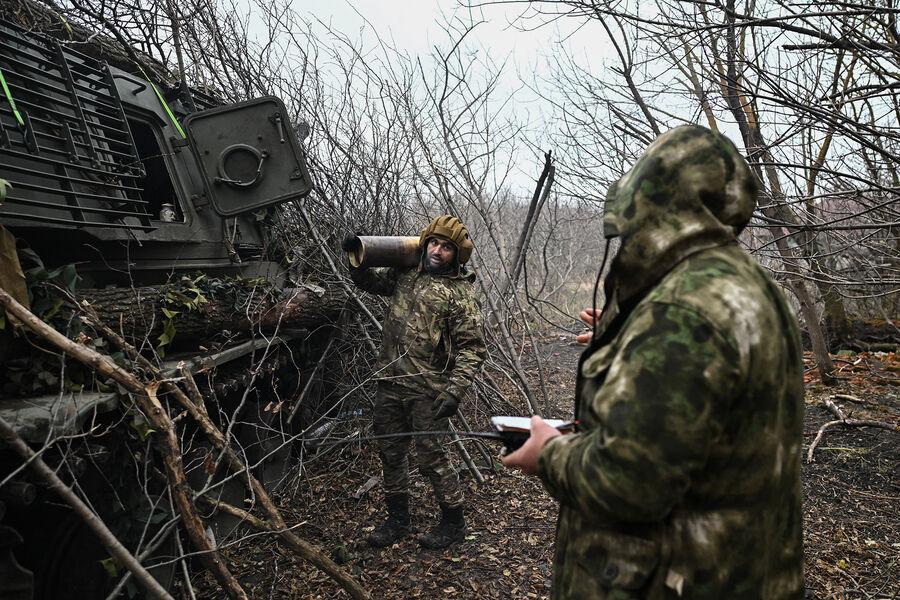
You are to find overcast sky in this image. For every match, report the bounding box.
[288,1,615,191]
[297,1,569,67]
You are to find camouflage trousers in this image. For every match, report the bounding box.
[373,381,463,508]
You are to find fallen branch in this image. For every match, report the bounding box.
[806,398,899,463]
[80,306,371,600]
[287,333,337,425]
[830,393,879,407]
[0,287,248,600]
[0,416,173,600]
[104,520,180,600]
[449,422,485,485]
[455,411,497,475]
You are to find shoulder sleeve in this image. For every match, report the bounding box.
[349,267,399,297]
[537,301,743,522]
[444,282,487,401]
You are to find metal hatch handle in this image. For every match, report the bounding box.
[214,144,267,188]
[271,112,286,143]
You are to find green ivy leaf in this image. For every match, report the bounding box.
[42,297,64,320]
[182,288,208,310]
[156,314,178,356]
[129,415,155,441]
[163,317,176,343]
[59,264,79,292]
[99,557,119,578]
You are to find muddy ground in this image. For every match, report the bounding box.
[193,338,899,599]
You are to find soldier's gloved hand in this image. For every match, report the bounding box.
[341,234,358,252]
[432,393,459,420]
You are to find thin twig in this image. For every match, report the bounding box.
[0,416,174,600]
[0,287,247,599]
[80,304,371,600]
[806,399,898,463]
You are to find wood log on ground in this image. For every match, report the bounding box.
[1,286,370,599]
[68,282,346,347]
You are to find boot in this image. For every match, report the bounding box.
[418,504,465,549]
[366,493,410,547]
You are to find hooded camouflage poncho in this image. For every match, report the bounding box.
[538,126,805,599]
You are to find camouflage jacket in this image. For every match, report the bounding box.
[350,265,486,400]
[538,126,805,599]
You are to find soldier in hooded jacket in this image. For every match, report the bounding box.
[502,126,805,599]
[345,215,487,549]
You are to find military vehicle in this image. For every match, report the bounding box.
[0,17,328,598]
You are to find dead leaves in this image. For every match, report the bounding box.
[805,350,900,390]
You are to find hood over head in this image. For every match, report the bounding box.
[602,125,757,305]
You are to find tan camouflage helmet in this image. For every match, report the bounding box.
[419,215,474,264]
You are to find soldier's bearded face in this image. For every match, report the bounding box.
[425,238,457,273]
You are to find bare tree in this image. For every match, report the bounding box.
[488,0,900,380]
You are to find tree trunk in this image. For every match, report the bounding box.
[506,151,553,293]
[790,281,837,385]
[822,286,851,348]
[74,283,346,347]
[717,0,835,381]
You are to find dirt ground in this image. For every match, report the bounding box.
[802,352,899,600]
[193,337,899,599]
